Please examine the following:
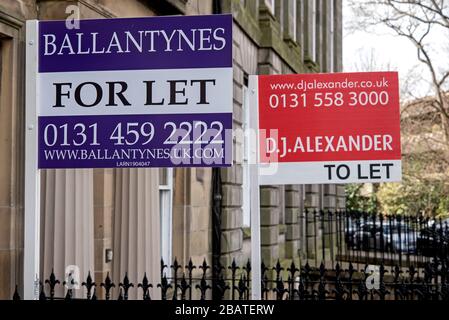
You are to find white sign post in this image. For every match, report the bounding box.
[24,20,41,300]
[249,76,261,300]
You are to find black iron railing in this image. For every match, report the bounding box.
[14,257,449,300]
[14,211,449,300]
[302,210,449,267]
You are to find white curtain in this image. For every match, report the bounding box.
[113,168,160,299]
[40,169,94,298]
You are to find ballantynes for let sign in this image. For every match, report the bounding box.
[43,28,227,56]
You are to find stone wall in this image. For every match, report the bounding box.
[221,0,344,273]
[0,0,37,300]
[219,20,258,268]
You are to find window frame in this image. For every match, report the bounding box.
[291,0,297,42]
[265,0,275,15]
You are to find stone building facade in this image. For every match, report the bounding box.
[0,0,345,300]
[220,0,345,270]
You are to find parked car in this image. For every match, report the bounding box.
[346,220,417,253]
[388,224,417,254]
[351,221,382,251]
[417,218,449,257]
[344,217,359,248]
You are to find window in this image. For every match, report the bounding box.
[265,0,275,14]
[279,185,285,225]
[304,0,317,61]
[284,0,297,41]
[242,75,251,227]
[291,0,297,42]
[319,184,324,210]
[159,168,173,272]
[298,0,320,63]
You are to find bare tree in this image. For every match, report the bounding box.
[348,0,449,142]
[348,1,449,215]
[349,47,393,71]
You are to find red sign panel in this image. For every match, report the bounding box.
[253,72,402,184]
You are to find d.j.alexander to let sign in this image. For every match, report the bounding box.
[253,72,402,184]
[34,15,233,169]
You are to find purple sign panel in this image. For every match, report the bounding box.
[38,15,233,72]
[36,14,233,169]
[38,113,232,168]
